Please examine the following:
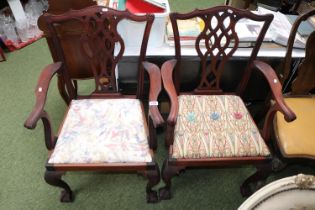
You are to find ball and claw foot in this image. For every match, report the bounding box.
[60,190,74,202]
[159,187,171,200]
[147,190,159,203]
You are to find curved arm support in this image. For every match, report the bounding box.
[142,61,164,128]
[253,60,296,140]
[161,59,178,126]
[41,111,57,150]
[24,62,62,129]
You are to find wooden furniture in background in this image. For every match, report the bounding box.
[45,0,96,14]
[294,0,314,14]
[158,6,296,200]
[25,6,164,203]
[38,0,97,104]
[225,0,255,9]
[271,9,315,175]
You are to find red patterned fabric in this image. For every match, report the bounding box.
[172,95,270,159]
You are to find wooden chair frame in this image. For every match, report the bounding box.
[37,0,97,104]
[159,6,296,200]
[282,9,315,92]
[267,9,315,174]
[24,6,164,203]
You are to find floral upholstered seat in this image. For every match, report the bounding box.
[49,99,152,164]
[172,95,270,159]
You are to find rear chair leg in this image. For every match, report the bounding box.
[240,163,272,197]
[44,170,74,202]
[146,163,160,203]
[159,160,184,200]
[148,118,157,151]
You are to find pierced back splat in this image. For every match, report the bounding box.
[170,6,273,95]
[80,10,124,93]
[42,6,154,98]
[196,9,241,93]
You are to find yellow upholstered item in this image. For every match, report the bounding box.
[274,97,315,159]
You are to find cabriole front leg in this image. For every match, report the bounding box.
[148,117,157,151]
[165,124,175,147]
[159,159,184,200]
[240,162,272,197]
[44,170,74,202]
[145,162,160,203]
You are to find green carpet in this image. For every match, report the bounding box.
[1,1,315,209]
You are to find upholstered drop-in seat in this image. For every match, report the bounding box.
[172,95,270,159]
[49,99,152,164]
[274,97,315,159]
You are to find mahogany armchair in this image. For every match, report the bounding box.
[271,9,315,172]
[159,6,296,200]
[24,6,164,203]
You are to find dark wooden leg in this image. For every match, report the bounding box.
[148,117,157,151]
[165,124,174,147]
[271,156,287,172]
[72,80,79,99]
[73,80,78,97]
[57,76,71,105]
[240,163,272,197]
[44,170,74,202]
[145,163,160,203]
[159,160,184,200]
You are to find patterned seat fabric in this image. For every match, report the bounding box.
[49,99,152,164]
[172,95,270,159]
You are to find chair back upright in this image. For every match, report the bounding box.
[282,9,315,95]
[40,6,154,100]
[170,6,273,96]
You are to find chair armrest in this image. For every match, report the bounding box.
[161,59,178,126]
[24,62,62,129]
[142,61,164,128]
[253,60,296,122]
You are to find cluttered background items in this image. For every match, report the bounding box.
[0,0,47,51]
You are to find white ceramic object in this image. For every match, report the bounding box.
[238,174,315,210]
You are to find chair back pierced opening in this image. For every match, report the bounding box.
[41,6,154,99]
[170,6,273,95]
